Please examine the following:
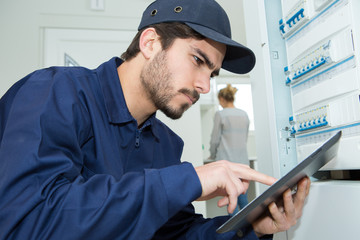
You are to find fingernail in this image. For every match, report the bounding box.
[270,202,277,210]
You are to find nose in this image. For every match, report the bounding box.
[194,74,211,94]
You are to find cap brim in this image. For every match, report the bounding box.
[185,22,256,74]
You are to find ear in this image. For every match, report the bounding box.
[139,28,161,59]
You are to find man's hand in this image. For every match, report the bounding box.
[252,177,311,236]
[194,160,277,214]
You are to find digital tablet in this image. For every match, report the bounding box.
[216,131,342,234]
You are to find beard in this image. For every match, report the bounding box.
[140,50,200,119]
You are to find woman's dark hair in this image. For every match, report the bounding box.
[121,22,205,61]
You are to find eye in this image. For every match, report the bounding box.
[193,55,204,65]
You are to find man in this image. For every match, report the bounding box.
[0,0,310,239]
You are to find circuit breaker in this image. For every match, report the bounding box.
[279,0,360,170]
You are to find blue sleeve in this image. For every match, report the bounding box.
[154,206,259,240]
[0,70,202,240]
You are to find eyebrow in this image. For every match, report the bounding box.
[194,48,221,77]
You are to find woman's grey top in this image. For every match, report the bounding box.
[209,108,250,165]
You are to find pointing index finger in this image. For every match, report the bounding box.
[236,165,277,186]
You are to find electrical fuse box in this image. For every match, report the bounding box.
[280,0,360,170]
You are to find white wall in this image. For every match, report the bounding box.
[0,0,151,96]
[242,0,281,184]
[0,1,40,96]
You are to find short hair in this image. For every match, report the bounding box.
[218,84,238,102]
[121,22,205,61]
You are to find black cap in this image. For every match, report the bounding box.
[138,0,256,74]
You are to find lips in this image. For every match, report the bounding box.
[179,88,199,105]
[185,94,195,104]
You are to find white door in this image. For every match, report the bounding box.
[43,28,137,68]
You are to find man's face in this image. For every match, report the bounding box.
[140,37,226,119]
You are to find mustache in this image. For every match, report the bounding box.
[178,88,200,104]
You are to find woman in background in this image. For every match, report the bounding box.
[209,84,250,213]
